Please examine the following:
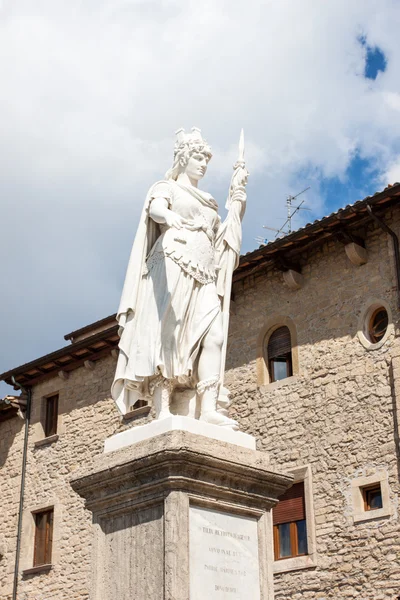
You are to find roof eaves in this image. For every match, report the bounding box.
[235,182,400,277]
[0,324,119,387]
[0,395,25,422]
[64,313,117,341]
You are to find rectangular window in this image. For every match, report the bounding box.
[351,471,391,523]
[273,481,308,560]
[269,356,293,382]
[267,326,293,383]
[44,394,58,437]
[363,483,383,511]
[33,509,53,566]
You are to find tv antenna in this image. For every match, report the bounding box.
[254,236,268,246]
[262,186,311,240]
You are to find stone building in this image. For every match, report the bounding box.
[1,182,400,599]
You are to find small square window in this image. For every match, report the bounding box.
[33,509,53,566]
[351,471,392,523]
[363,484,383,511]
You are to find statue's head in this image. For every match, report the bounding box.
[166,127,212,182]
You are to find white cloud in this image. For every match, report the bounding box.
[1,0,400,390]
[380,156,400,186]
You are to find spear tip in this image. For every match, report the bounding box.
[239,128,245,161]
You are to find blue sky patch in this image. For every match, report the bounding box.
[320,154,381,215]
[359,35,387,80]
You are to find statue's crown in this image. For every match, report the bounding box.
[175,127,205,148]
[166,127,212,180]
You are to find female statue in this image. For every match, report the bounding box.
[112,128,246,429]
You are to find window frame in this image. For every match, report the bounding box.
[351,471,392,523]
[21,501,61,576]
[267,326,293,384]
[257,317,299,388]
[363,483,383,512]
[368,307,388,344]
[33,507,54,567]
[273,518,308,561]
[43,394,59,438]
[268,353,293,383]
[272,465,317,574]
[357,298,393,351]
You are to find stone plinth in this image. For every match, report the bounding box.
[71,427,292,600]
[104,414,256,452]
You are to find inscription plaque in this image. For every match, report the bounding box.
[189,506,260,599]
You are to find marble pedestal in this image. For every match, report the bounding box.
[71,424,292,600]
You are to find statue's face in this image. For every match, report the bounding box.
[184,152,209,182]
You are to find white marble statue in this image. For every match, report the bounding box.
[112,128,248,429]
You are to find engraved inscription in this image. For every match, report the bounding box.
[189,507,260,599]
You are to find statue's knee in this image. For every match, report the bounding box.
[204,325,224,351]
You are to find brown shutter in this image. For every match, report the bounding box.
[33,509,54,566]
[45,510,53,564]
[45,395,58,437]
[34,512,46,566]
[273,482,305,525]
[267,327,291,359]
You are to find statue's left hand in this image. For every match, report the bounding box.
[231,188,247,204]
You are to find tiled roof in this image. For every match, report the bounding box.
[234,182,400,281]
[0,395,25,422]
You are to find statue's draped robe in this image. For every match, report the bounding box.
[112,179,242,414]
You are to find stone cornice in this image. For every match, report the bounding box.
[70,430,293,515]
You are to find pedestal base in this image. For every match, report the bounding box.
[71,428,292,600]
[104,415,256,453]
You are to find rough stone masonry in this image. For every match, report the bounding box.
[1,193,400,599]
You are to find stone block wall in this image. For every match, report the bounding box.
[226,213,400,599]
[0,355,152,600]
[0,413,25,598]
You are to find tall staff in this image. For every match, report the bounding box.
[219,130,249,386]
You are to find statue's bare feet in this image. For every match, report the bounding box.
[200,410,239,430]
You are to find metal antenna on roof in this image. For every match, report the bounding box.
[254,236,268,246]
[261,186,311,241]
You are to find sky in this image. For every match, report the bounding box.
[1,0,400,396]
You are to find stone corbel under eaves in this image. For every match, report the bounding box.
[334,229,368,266]
[282,269,304,290]
[84,360,96,371]
[275,256,304,290]
[344,241,368,266]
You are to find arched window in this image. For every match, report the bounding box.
[257,316,298,387]
[267,326,292,382]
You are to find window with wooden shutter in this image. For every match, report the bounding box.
[267,326,292,382]
[273,482,308,560]
[44,394,58,437]
[33,509,54,566]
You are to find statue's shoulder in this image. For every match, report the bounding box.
[149,179,174,201]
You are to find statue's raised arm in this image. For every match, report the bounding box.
[112,128,248,431]
[215,130,249,387]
